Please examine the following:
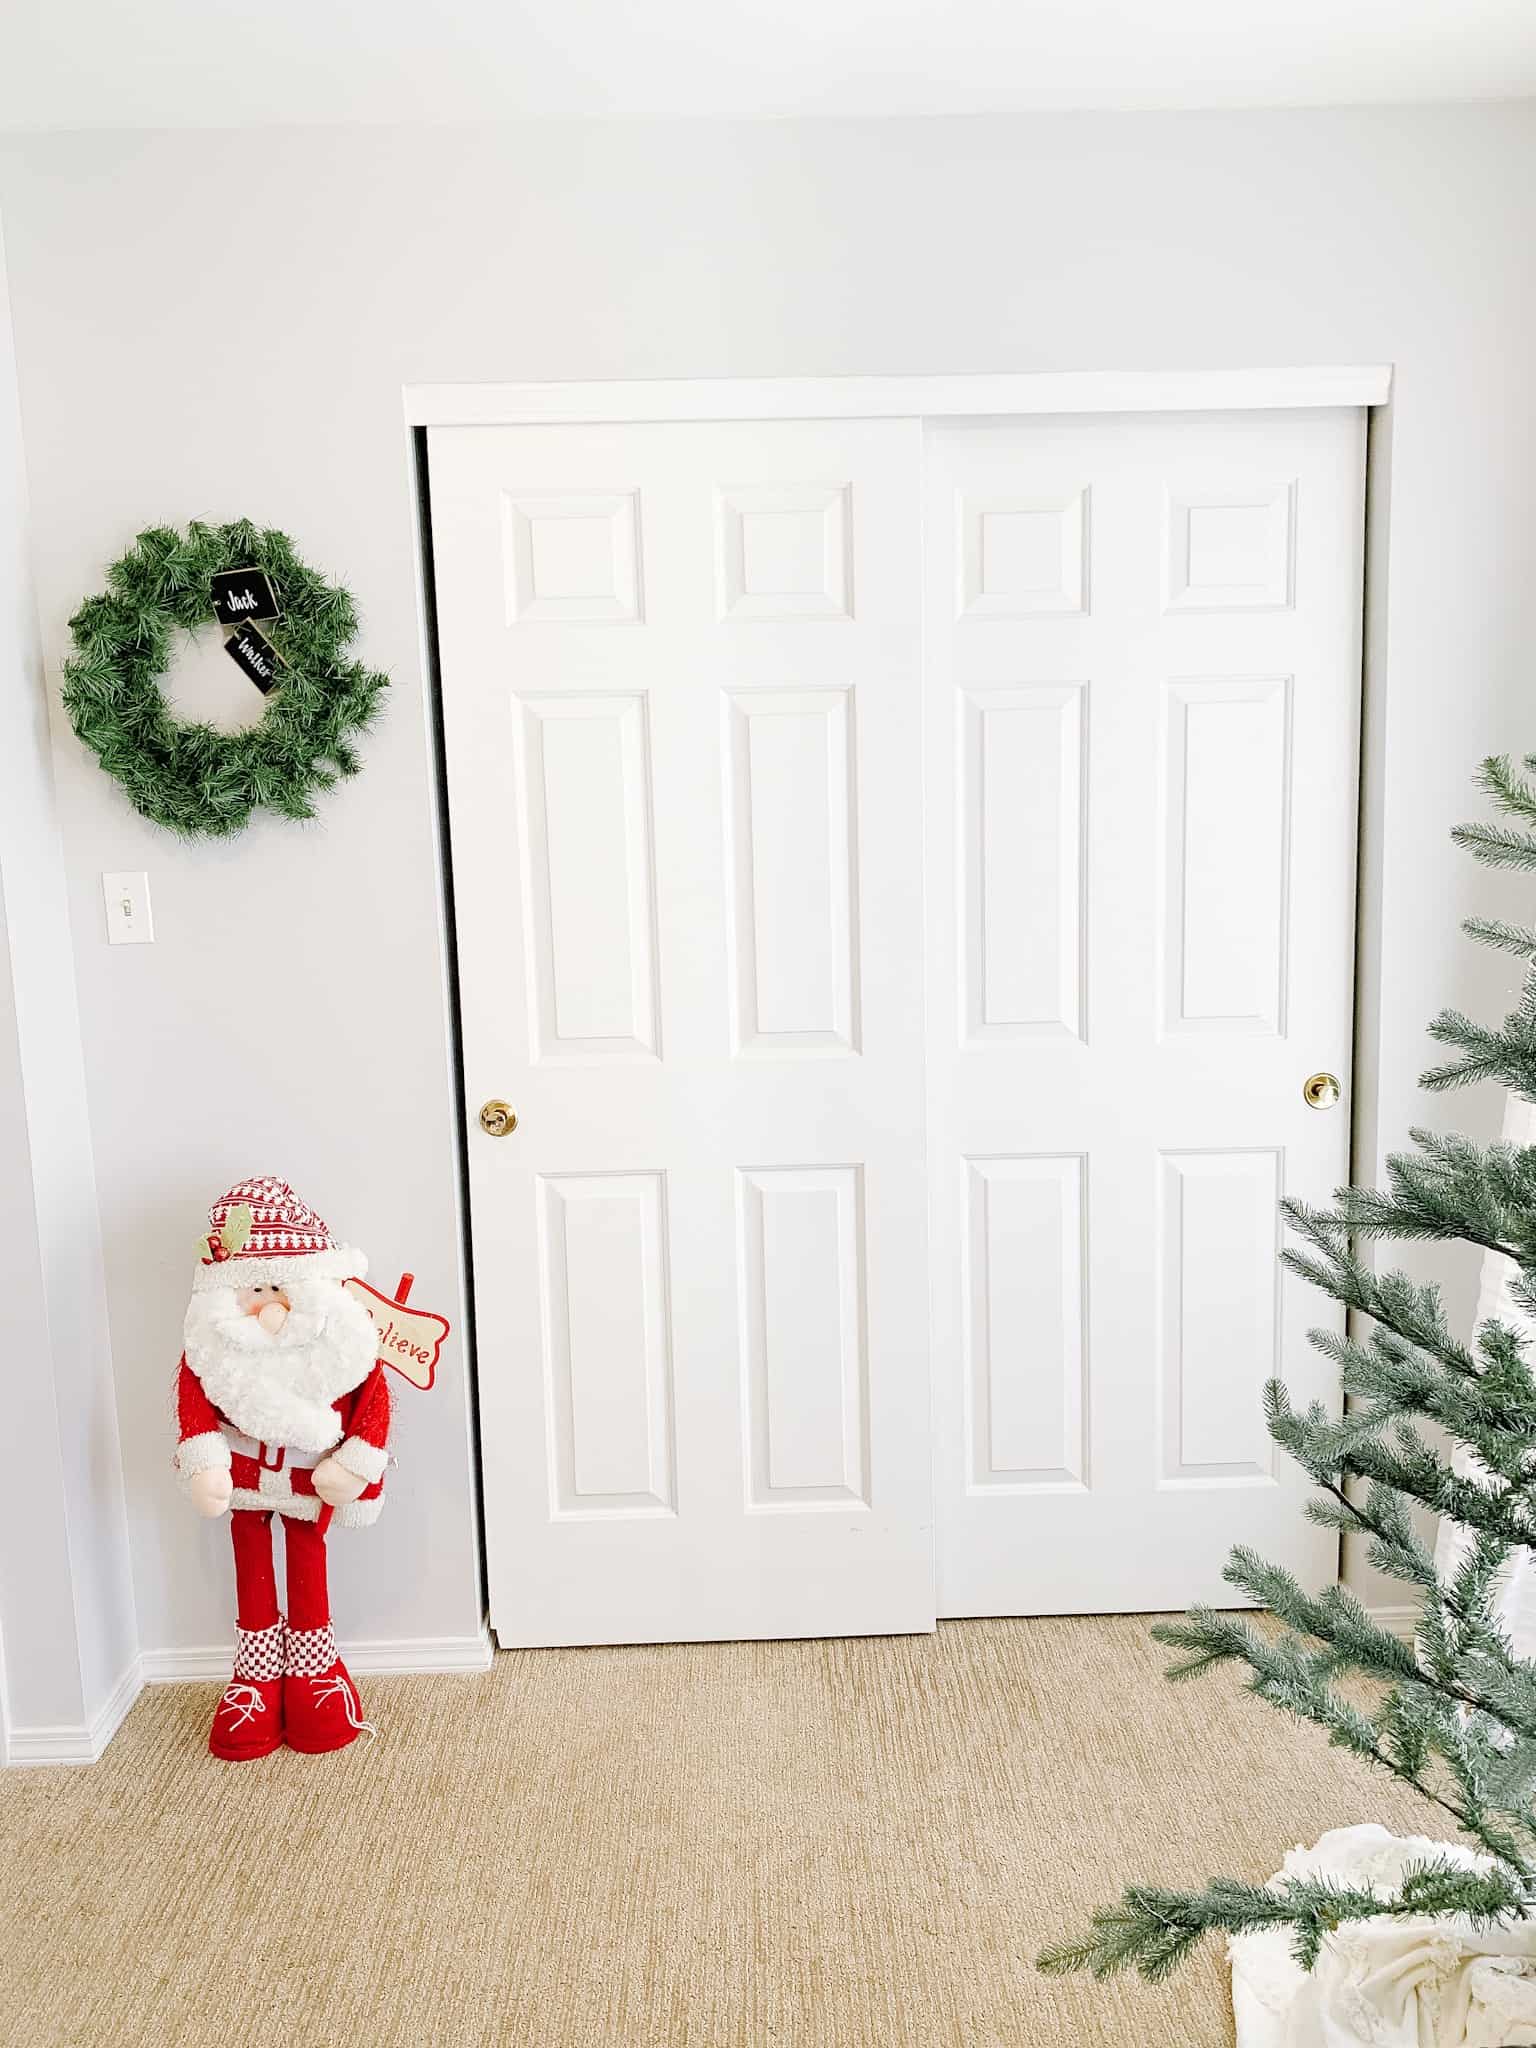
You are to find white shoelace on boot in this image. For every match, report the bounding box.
[216,1682,269,1730]
[309,1670,377,1741]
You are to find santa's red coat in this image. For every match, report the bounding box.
[174,1357,391,1527]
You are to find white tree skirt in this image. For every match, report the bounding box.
[1231,1825,1536,2047]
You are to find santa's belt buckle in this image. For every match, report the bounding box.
[257,1442,285,1473]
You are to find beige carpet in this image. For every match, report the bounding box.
[4,1615,1447,2048]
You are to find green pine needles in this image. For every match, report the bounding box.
[1039,753,1536,1985]
[62,520,389,837]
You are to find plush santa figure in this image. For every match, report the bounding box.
[174,1175,389,1761]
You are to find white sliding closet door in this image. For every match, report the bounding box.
[429,419,934,1647]
[432,396,1367,1642]
[925,409,1365,1615]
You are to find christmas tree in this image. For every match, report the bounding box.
[1039,755,1536,1985]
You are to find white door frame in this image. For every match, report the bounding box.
[406,367,1390,429]
[409,364,1393,1629]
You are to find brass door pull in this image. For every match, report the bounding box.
[1303,1072,1342,1110]
[478,1099,518,1138]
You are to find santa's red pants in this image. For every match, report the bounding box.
[230,1507,330,1631]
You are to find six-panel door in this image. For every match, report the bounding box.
[432,404,1366,1645]
[429,420,936,1646]
[925,410,1365,1614]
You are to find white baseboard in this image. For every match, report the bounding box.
[140,1622,494,1683]
[5,1624,493,1766]
[1365,1604,1420,1643]
[6,1657,144,1769]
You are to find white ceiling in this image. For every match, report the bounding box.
[2,0,1533,130]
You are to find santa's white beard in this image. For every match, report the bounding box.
[184,1275,378,1453]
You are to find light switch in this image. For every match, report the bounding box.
[102,871,154,945]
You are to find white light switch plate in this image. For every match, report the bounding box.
[102,870,154,945]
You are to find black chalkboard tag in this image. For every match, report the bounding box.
[211,567,280,626]
[225,622,284,694]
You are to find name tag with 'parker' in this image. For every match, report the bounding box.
[224,621,285,694]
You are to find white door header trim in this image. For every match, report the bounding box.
[406,366,1391,428]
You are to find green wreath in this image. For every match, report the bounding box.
[62,520,389,838]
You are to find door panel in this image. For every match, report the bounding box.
[430,418,933,1647]
[926,410,1365,1615]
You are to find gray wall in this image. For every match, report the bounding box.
[0,220,136,1745]
[0,105,1532,1650]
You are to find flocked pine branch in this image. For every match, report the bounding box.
[1040,1859,1531,1982]
[1039,754,1536,1983]
[1037,1860,1528,1985]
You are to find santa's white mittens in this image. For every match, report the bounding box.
[331,1435,389,1485]
[176,1429,235,1514]
[188,1468,234,1517]
[312,1457,368,1507]
[176,1430,232,1477]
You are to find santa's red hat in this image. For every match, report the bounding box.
[193,1174,367,1291]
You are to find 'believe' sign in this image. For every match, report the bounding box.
[343,1275,450,1391]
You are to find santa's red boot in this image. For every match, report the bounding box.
[283,1622,373,1754]
[208,1620,285,1761]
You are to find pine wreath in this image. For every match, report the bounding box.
[62,520,389,838]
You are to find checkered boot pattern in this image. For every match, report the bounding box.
[283,1622,375,1755]
[208,1620,285,1762]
